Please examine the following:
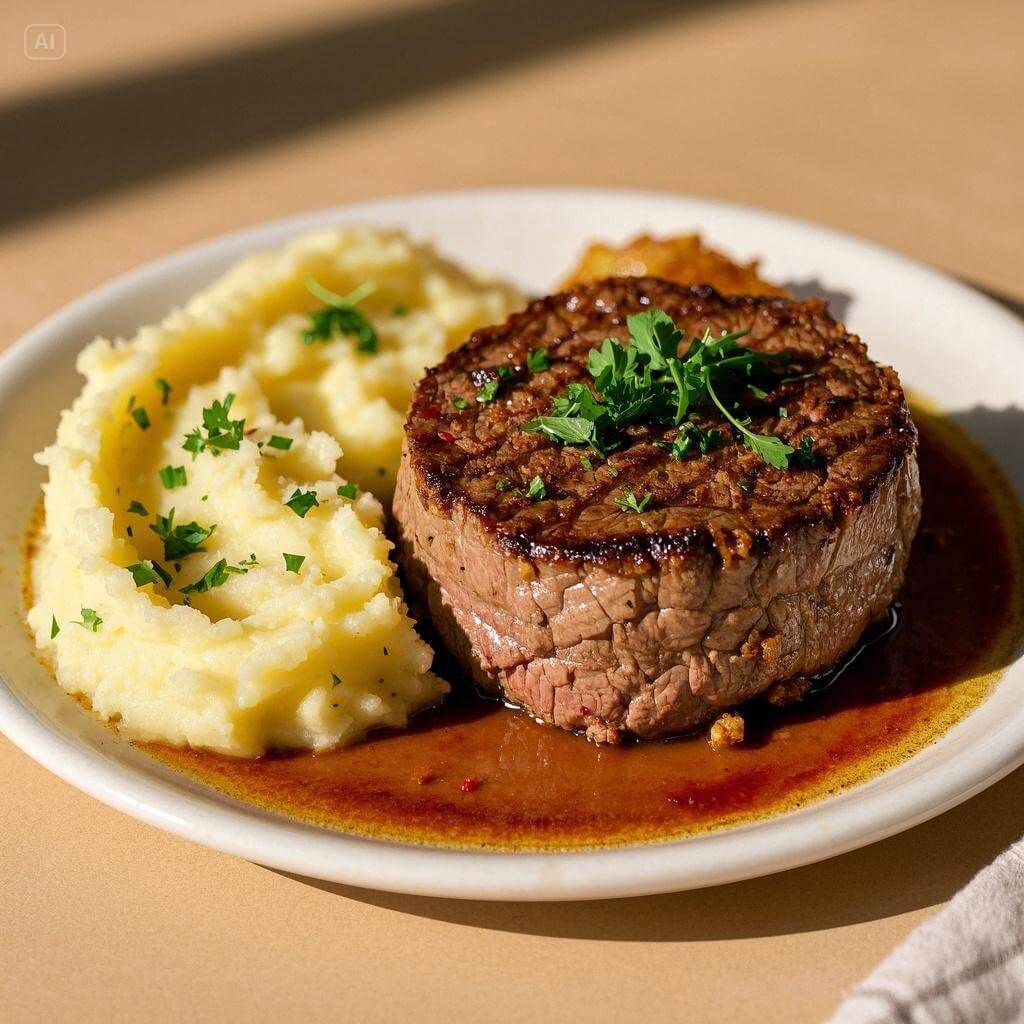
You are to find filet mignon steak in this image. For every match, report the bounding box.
[393,277,921,743]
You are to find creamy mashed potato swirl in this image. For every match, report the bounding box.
[26,228,524,755]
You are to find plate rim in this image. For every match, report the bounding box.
[2,186,1022,902]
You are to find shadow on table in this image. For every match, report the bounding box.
[278,761,1024,941]
[1,0,743,230]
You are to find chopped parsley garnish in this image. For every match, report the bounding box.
[668,422,722,461]
[704,373,794,469]
[183,394,245,458]
[159,465,187,489]
[392,304,408,317]
[267,435,293,451]
[127,560,171,587]
[285,488,319,518]
[155,378,171,405]
[149,508,215,561]
[179,557,253,596]
[77,607,102,632]
[452,396,469,410]
[131,407,151,430]
[523,309,802,468]
[793,435,820,468]
[303,278,378,352]
[525,475,547,501]
[495,478,514,492]
[128,561,157,586]
[580,455,594,472]
[331,672,343,687]
[614,490,653,514]
[526,348,550,373]
[779,406,788,418]
[476,365,513,404]
[128,500,148,516]
[283,553,305,573]
[336,483,358,500]
[50,615,60,639]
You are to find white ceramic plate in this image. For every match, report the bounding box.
[2,189,1022,901]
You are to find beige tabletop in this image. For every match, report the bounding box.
[2,1,1022,1021]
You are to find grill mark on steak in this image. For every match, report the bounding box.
[405,279,916,568]
[394,278,921,743]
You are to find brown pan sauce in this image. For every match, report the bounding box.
[146,405,1024,850]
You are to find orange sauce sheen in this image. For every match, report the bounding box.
[130,408,1023,849]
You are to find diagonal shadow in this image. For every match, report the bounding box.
[2,0,743,230]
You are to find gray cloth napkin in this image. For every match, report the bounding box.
[828,841,1024,1023]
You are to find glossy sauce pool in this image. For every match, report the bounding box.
[143,407,1024,850]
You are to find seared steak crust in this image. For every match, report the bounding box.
[394,278,921,743]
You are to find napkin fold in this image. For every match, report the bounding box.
[828,840,1024,1023]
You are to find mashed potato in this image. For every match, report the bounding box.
[26,227,524,755]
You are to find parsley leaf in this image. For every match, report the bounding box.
[149,508,215,561]
[705,374,794,469]
[183,394,245,458]
[159,465,187,489]
[179,556,253,596]
[336,483,358,500]
[524,309,797,468]
[155,378,172,405]
[793,435,821,468]
[525,476,547,501]
[669,422,723,461]
[614,490,653,514]
[452,396,468,410]
[526,348,550,373]
[131,407,150,430]
[285,489,319,518]
[128,500,149,516]
[476,365,513,404]
[128,561,161,587]
[179,557,251,596]
[524,415,596,447]
[77,607,102,632]
[283,552,305,573]
[626,309,682,370]
[495,478,514,492]
[267,435,293,451]
[50,615,60,639]
[303,278,377,352]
